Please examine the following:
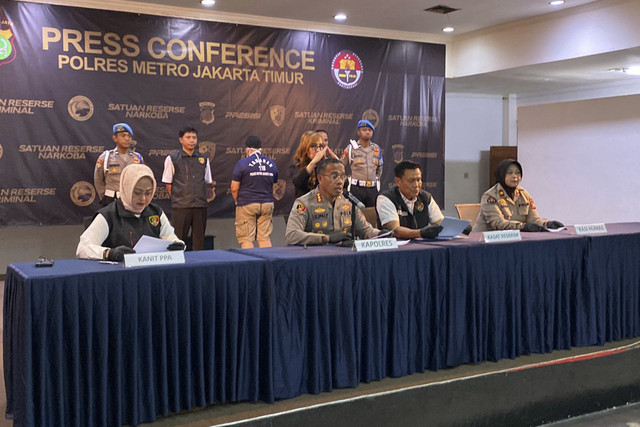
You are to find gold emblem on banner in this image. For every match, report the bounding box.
[273,179,286,201]
[362,109,379,129]
[392,144,404,163]
[199,101,216,125]
[199,141,216,162]
[207,180,216,202]
[270,105,285,127]
[70,181,96,206]
[68,95,94,121]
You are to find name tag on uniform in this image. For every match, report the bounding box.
[124,251,185,268]
[574,223,607,235]
[354,238,398,252]
[483,230,521,243]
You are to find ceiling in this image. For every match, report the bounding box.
[111,0,640,98]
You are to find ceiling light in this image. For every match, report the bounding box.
[442,26,454,33]
[549,1,565,6]
[625,66,640,75]
[201,0,215,6]
[334,13,347,21]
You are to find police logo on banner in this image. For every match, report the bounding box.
[199,141,216,162]
[273,179,286,201]
[0,16,17,67]
[68,95,94,121]
[70,181,96,206]
[270,105,285,127]
[199,101,215,125]
[331,50,364,89]
[362,109,379,129]
[392,144,404,163]
[207,180,217,202]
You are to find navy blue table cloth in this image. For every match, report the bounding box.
[5,223,640,426]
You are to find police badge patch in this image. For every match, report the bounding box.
[199,102,215,125]
[199,141,216,162]
[296,202,306,214]
[149,215,160,227]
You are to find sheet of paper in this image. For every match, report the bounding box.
[133,235,170,254]
[436,216,471,239]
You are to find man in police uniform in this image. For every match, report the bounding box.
[376,161,444,239]
[162,126,213,251]
[94,123,144,206]
[341,119,383,207]
[286,158,379,246]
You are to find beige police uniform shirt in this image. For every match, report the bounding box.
[473,183,548,232]
[285,188,379,245]
[94,149,144,200]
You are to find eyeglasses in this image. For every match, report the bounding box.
[310,144,327,151]
[321,172,346,181]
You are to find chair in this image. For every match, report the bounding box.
[363,206,379,228]
[455,203,481,227]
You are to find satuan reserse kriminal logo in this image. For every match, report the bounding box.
[331,50,363,90]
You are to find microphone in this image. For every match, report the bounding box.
[343,189,365,210]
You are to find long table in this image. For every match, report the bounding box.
[5,223,640,426]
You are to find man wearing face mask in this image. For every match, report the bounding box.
[77,164,184,261]
[472,159,564,232]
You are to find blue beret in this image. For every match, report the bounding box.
[113,123,133,137]
[357,119,375,131]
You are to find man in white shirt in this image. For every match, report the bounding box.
[376,161,443,239]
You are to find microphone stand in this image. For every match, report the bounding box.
[350,199,357,242]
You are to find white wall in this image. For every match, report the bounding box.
[443,93,504,216]
[518,94,640,225]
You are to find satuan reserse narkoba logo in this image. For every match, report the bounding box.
[331,50,363,89]
[0,17,17,67]
[273,179,286,201]
[199,101,215,125]
[68,95,94,121]
[70,181,96,206]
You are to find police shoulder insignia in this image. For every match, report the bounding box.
[341,204,351,211]
[530,199,537,209]
[487,196,496,204]
[148,215,160,227]
[316,192,323,203]
[296,202,306,214]
[96,157,104,167]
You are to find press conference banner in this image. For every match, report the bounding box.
[0,1,445,227]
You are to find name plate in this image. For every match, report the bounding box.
[124,251,185,268]
[354,238,398,252]
[483,229,522,243]
[574,223,607,235]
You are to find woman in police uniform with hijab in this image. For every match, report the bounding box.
[77,164,184,261]
[473,159,564,232]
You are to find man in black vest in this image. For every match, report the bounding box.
[162,126,213,250]
[376,161,444,239]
